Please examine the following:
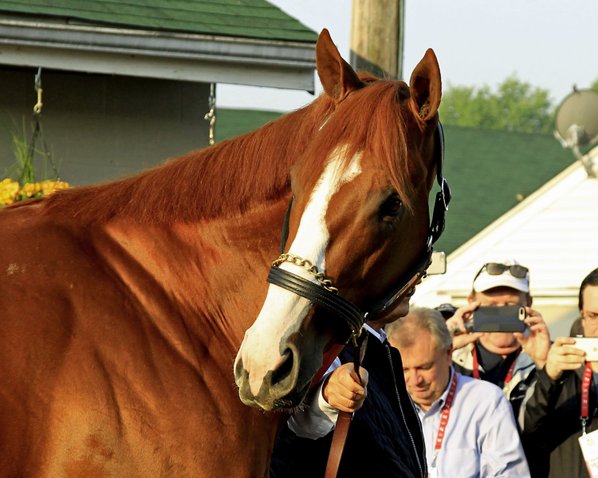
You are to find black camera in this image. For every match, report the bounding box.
[473,305,527,333]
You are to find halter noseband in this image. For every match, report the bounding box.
[267,122,451,342]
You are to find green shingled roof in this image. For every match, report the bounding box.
[216,109,575,253]
[0,0,317,42]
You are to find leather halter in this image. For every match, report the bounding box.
[267,122,450,342]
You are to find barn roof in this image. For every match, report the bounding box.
[0,0,317,90]
[0,0,317,42]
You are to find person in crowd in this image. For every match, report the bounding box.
[269,294,427,478]
[387,307,530,477]
[444,259,551,417]
[519,267,598,478]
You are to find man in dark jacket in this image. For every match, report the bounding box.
[269,296,427,478]
[520,267,598,478]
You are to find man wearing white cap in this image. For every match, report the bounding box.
[446,259,551,417]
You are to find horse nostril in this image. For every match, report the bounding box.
[233,355,244,383]
[270,349,295,387]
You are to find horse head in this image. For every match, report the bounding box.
[235,29,445,411]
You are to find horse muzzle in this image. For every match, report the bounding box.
[234,339,317,411]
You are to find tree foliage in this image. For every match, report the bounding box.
[439,76,554,134]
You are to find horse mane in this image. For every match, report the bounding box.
[43,77,426,223]
[43,96,336,224]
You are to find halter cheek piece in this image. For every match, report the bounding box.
[267,122,450,342]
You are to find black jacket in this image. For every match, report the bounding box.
[270,332,427,478]
[520,366,598,478]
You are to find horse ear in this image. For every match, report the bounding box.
[316,29,362,102]
[408,49,442,122]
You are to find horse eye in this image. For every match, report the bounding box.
[379,194,404,221]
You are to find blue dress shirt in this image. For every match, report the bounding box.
[416,368,530,478]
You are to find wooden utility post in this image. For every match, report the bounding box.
[350,0,404,79]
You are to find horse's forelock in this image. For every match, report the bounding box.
[293,80,427,212]
[366,82,429,212]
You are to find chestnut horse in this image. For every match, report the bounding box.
[0,30,443,477]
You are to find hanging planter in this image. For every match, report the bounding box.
[1,68,70,208]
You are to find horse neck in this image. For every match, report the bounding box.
[92,196,286,363]
[95,101,336,350]
[194,197,293,349]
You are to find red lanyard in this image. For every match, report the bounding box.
[434,372,458,451]
[580,362,593,435]
[472,347,520,383]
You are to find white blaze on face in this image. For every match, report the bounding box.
[237,148,362,396]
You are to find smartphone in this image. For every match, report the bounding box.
[572,338,598,361]
[473,305,527,333]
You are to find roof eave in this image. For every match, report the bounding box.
[0,19,316,91]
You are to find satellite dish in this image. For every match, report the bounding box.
[555,88,598,148]
[554,88,598,177]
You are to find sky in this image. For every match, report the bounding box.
[217,0,598,112]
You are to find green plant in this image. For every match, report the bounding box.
[0,118,69,207]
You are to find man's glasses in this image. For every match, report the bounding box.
[473,263,529,283]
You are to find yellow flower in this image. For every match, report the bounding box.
[0,178,71,207]
[0,178,19,206]
[40,180,70,196]
[17,182,42,201]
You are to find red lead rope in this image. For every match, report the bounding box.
[312,343,346,387]
[580,362,593,434]
[434,372,458,451]
[324,332,369,478]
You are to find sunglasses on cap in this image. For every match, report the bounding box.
[473,263,529,282]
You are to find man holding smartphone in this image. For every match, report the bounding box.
[445,259,551,418]
[519,268,598,478]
